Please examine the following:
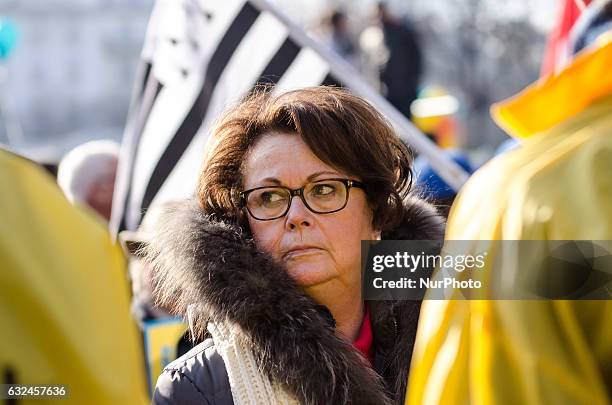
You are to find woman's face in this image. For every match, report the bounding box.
[242,132,380,291]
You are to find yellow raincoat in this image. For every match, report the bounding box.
[406,39,612,404]
[0,148,149,404]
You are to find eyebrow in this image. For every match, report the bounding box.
[258,171,342,186]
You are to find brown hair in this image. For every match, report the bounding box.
[198,86,413,232]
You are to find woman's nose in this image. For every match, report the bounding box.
[285,195,312,230]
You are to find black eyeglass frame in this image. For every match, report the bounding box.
[239,178,366,221]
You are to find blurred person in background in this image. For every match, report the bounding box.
[413,151,474,219]
[120,205,172,328]
[0,146,148,404]
[146,87,445,405]
[410,86,473,218]
[120,205,199,389]
[326,9,361,69]
[406,1,612,404]
[377,2,423,120]
[57,139,119,222]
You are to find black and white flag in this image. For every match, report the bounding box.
[111,0,468,235]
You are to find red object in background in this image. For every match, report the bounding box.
[541,0,592,76]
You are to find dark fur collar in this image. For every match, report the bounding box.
[145,196,444,405]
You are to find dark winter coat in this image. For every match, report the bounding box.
[146,196,444,405]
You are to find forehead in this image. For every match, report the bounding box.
[242,132,342,187]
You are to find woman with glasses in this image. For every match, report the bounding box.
[147,86,444,405]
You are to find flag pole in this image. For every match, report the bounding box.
[249,0,469,191]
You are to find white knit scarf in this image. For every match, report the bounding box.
[207,322,300,405]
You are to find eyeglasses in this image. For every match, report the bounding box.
[239,178,366,221]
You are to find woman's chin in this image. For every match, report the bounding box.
[284,258,335,287]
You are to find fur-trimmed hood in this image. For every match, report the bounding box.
[145,196,444,405]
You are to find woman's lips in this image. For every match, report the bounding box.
[282,247,324,260]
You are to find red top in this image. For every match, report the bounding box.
[352,303,374,365]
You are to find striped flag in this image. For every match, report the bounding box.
[111,0,468,234]
[111,0,343,233]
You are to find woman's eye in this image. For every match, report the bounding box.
[312,184,336,196]
[260,191,284,204]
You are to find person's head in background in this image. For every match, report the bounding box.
[376,1,399,25]
[330,10,348,34]
[57,140,119,221]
